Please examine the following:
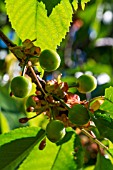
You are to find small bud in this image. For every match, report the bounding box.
[35,47,41,54]
[39,138,46,150]
[26,106,35,112]
[46,95,54,103]
[10,91,13,97]
[35,90,42,96]
[32,96,39,102]
[19,117,29,123]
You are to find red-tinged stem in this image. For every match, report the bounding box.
[27,61,47,96]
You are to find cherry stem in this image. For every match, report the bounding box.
[0,29,16,47]
[31,38,37,42]
[22,58,30,76]
[28,112,42,120]
[51,107,56,120]
[27,61,47,96]
[68,82,78,88]
[81,128,113,157]
[21,65,26,76]
[52,94,70,110]
[20,109,45,123]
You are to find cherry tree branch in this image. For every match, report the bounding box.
[0,29,16,48]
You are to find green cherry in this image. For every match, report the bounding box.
[11,76,32,98]
[39,49,61,72]
[76,74,97,93]
[46,120,66,143]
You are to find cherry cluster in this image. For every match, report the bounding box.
[10,46,98,143]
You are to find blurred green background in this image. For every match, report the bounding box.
[0,0,113,133]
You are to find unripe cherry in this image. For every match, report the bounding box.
[68,104,90,126]
[76,74,97,93]
[39,49,61,72]
[11,76,32,98]
[46,120,66,143]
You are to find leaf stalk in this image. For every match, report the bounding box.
[81,128,113,157]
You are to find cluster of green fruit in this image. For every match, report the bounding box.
[10,49,98,143]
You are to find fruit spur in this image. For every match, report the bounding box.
[19,74,82,127]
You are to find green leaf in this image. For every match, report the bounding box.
[0,127,45,170]
[108,141,113,163]
[84,166,95,170]
[70,0,91,10]
[92,111,113,143]
[108,149,113,158]
[94,153,113,170]
[72,1,78,11]
[69,0,78,11]
[5,0,73,50]
[74,135,84,169]
[0,126,44,146]
[0,112,10,134]
[81,0,91,10]
[38,0,61,16]
[18,132,77,170]
[100,86,113,118]
[103,86,113,103]
[0,85,25,129]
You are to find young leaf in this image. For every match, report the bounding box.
[0,127,45,170]
[18,132,77,170]
[92,111,113,143]
[100,86,113,118]
[104,86,113,101]
[5,0,73,50]
[94,153,113,170]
